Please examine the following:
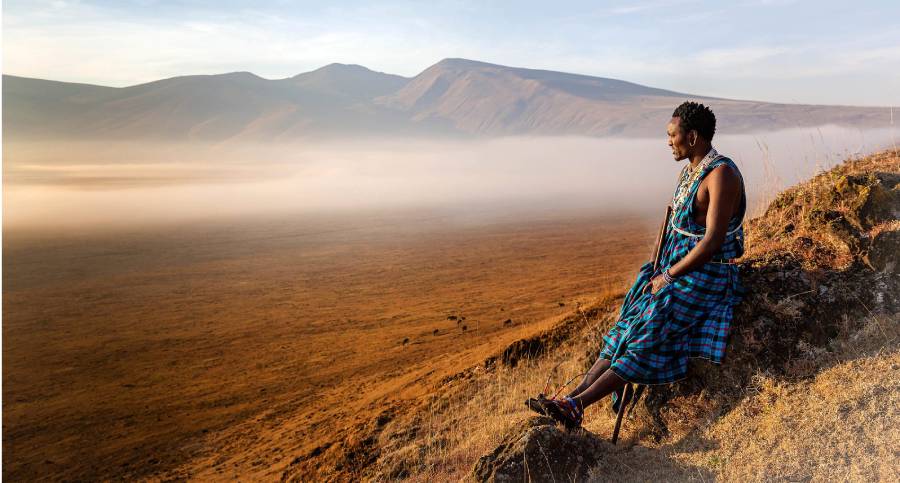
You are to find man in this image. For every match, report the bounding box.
[533,101,746,428]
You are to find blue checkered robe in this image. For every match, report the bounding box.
[599,153,746,385]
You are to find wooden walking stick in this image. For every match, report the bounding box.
[653,205,673,272]
[612,205,671,445]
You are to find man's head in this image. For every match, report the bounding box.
[667,101,716,161]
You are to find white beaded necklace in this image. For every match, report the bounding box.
[672,147,722,212]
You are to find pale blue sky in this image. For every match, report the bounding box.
[3,0,898,106]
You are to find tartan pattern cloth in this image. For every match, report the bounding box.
[599,148,747,385]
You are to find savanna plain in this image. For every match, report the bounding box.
[4,199,655,481]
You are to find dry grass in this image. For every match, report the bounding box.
[685,317,900,482]
[743,148,900,270]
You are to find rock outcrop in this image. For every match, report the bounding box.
[473,415,612,482]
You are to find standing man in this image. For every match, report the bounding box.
[536,101,747,428]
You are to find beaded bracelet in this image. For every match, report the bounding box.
[663,268,676,285]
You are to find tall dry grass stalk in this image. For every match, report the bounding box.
[892,106,897,153]
[752,137,782,218]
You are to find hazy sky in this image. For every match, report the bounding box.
[3,0,898,106]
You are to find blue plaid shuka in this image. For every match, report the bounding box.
[599,147,747,385]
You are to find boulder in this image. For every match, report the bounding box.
[866,227,900,273]
[472,415,610,482]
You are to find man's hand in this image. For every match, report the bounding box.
[643,274,668,295]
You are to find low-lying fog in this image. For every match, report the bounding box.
[4,125,896,231]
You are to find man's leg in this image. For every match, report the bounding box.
[570,366,627,411]
[564,357,611,398]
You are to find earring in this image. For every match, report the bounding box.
[689,138,696,147]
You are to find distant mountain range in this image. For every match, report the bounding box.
[3,58,892,141]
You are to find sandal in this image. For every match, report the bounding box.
[543,396,584,429]
[525,394,551,416]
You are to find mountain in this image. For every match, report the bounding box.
[373,58,890,137]
[288,63,408,103]
[3,63,420,141]
[3,58,891,141]
[373,57,704,136]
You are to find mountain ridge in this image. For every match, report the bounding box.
[4,57,892,141]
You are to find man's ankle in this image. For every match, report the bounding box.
[567,386,586,398]
[573,396,585,411]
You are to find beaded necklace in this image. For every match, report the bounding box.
[671,147,722,212]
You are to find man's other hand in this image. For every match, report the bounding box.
[643,274,668,295]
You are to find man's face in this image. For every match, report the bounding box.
[667,117,691,161]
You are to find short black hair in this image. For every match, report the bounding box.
[672,101,716,141]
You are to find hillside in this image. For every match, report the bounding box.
[285,148,899,481]
[4,58,891,141]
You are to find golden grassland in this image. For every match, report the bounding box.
[3,210,655,481]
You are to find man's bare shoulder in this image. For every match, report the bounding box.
[703,163,741,190]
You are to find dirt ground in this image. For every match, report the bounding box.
[3,209,655,480]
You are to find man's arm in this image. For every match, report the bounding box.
[644,164,742,293]
[667,164,741,278]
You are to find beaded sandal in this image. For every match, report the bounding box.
[542,396,584,429]
[525,394,551,416]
